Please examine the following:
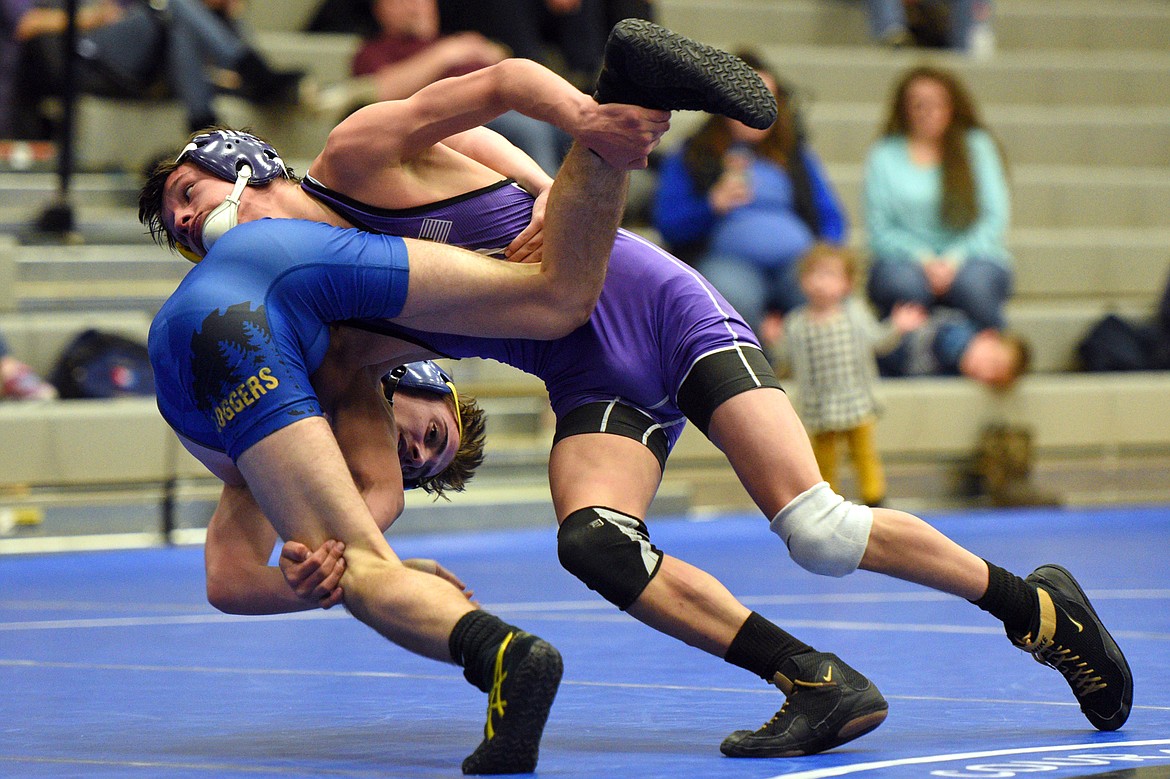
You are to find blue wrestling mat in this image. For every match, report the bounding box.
[2,504,1168,778]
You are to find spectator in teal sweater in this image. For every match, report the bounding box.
[864,64,1011,331]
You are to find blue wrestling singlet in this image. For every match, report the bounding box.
[149,219,411,460]
[303,175,770,461]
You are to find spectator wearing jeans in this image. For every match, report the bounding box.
[864,64,1012,332]
[12,0,303,136]
[865,0,985,53]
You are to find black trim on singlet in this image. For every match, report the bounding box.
[302,175,518,220]
[676,345,783,436]
[340,319,452,357]
[553,401,672,472]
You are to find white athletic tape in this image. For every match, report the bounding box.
[770,481,873,577]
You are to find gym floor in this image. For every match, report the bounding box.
[2,505,1168,778]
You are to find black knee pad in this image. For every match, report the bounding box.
[557,506,663,610]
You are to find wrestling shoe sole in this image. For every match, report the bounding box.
[1027,564,1133,731]
[461,638,563,775]
[600,19,778,129]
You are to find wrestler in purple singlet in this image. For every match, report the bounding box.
[303,174,781,466]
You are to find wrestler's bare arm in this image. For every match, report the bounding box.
[441,127,553,261]
[312,58,667,184]
[325,365,408,528]
[442,126,554,196]
[203,483,329,614]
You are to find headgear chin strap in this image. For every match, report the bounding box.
[199,164,251,255]
[174,130,288,261]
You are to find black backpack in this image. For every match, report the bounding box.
[49,329,156,399]
[1076,314,1165,372]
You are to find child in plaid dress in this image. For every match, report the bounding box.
[776,243,924,504]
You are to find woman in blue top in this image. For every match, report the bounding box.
[652,49,847,341]
[864,64,1012,331]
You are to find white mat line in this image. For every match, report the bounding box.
[766,740,1170,779]
[4,657,1169,714]
[2,609,1167,642]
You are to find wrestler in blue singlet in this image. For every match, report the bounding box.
[303,175,779,468]
[149,218,411,460]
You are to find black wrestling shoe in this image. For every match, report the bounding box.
[462,631,563,775]
[1009,564,1133,731]
[720,652,888,757]
[593,19,778,129]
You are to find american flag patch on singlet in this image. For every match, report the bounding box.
[418,218,453,243]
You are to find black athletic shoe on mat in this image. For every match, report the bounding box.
[1009,564,1133,731]
[462,631,563,775]
[593,19,778,129]
[720,652,888,757]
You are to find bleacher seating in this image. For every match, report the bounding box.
[2,0,1169,547]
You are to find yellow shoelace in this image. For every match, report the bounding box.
[1035,640,1107,696]
[485,632,515,740]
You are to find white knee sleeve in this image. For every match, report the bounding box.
[770,481,873,577]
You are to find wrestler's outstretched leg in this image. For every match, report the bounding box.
[548,432,887,758]
[710,387,1133,736]
[237,419,562,774]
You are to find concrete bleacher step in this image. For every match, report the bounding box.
[826,163,1170,229]
[12,242,183,313]
[803,103,1170,169]
[660,0,1170,53]
[994,0,1170,53]
[242,0,325,34]
[0,205,153,245]
[18,244,179,280]
[751,46,1170,108]
[1010,228,1170,306]
[252,31,361,84]
[661,0,867,48]
[73,94,335,172]
[0,171,139,208]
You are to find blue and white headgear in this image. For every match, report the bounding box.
[175,130,289,260]
[382,361,464,488]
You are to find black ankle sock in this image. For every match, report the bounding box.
[724,612,815,682]
[448,610,517,692]
[971,560,1037,636]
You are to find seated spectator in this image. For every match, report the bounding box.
[11,0,304,137]
[438,0,608,90]
[652,49,847,343]
[864,64,1012,332]
[878,307,1030,390]
[336,0,569,174]
[0,331,56,400]
[865,0,990,54]
[773,243,926,506]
